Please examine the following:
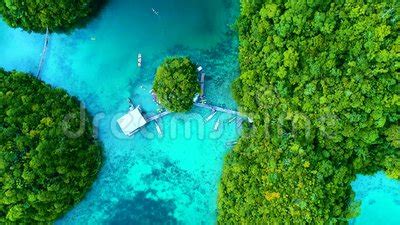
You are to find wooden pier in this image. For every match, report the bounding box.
[200,72,205,99]
[197,66,206,99]
[147,111,171,122]
[36,27,50,78]
[194,66,249,121]
[194,103,242,116]
[118,65,253,136]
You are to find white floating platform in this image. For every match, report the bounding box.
[117,107,147,136]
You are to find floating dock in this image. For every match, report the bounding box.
[118,109,170,137]
[117,106,148,136]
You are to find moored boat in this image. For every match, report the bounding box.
[138,53,142,67]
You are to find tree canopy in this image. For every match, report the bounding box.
[153,57,200,112]
[218,0,399,224]
[0,69,103,223]
[0,0,104,33]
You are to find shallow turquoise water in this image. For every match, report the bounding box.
[351,173,400,225]
[0,0,399,224]
[1,0,241,224]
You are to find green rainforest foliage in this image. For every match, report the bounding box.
[218,0,399,224]
[0,0,104,33]
[153,57,200,112]
[0,70,103,223]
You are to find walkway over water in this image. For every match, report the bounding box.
[36,28,49,78]
[147,111,171,122]
[200,72,206,99]
[194,103,242,116]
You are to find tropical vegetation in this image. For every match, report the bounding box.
[0,0,105,33]
[218,0,399,223]
[0,69,103,223]
[153,57,200,112]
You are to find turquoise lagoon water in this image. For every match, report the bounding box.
[351,173,400,225]
[1,0,241,224]
[0,0,399,224]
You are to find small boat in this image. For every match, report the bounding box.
[226,141,237,147]
[228,116,236,123]
[138,53,142,67]
[155,120,163,137]
[236,118,243,128]
[248,117,254,123]
[205,110,217,122]
[127,97,134,110]
[151,8,159,16]
[213,119,221,131]
[193,93,200,103]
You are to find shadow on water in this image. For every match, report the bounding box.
[54,0,110,34]
[107,191,177,225]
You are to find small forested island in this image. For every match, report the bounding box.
[153,57,200,112]
[0,0,104,32]
[218,0,399,224]
[0,70,103,223]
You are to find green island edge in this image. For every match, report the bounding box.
[217,0,399,224]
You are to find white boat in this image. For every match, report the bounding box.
[155,120,163,137]
[138,53,142,67]
[226,141,237,147]
[236,118,243,128]
[214,119,221,131]
[205,111,216,122]
[228,116,236,123]
[152,8,159,16]
[193,93,200,103]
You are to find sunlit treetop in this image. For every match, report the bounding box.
[0,69,103,223]
[218,0,399,224]
[0,0,104,33]
[153,57,200,112]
